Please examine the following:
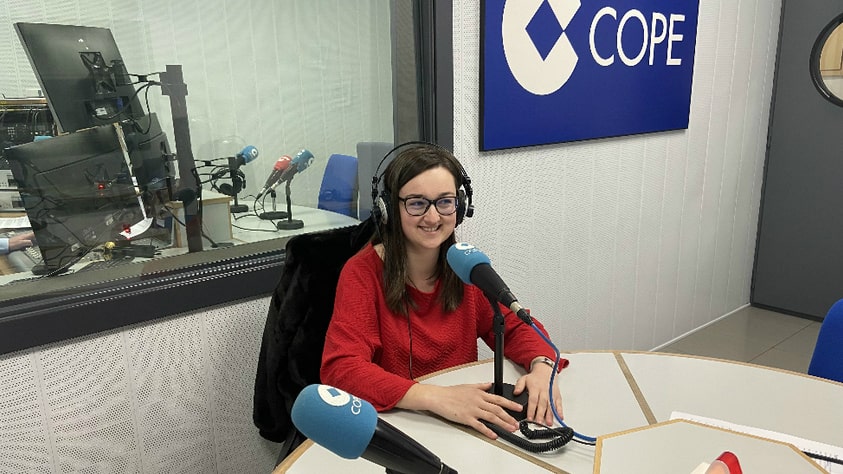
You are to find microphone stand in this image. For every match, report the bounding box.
[276,181,304,230]
[487,294,528,421]
[258,189,288,219]
[227,156,248,213]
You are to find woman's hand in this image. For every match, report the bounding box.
[398,382,523,439]
[512,362,563,426]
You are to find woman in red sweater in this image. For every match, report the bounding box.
[320,144,566,440]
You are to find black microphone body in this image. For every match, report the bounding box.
[261,167,284,190]
[367,419,457,474]
[261,163,299,198]
[255,156,292,200]
[447,243,533,325]
[276,161,300,184]
[470,265,533,325]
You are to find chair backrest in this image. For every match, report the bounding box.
[253,219,374,459]
[318,153,358,218]
[356,141,393,221]
[808,298,843,383]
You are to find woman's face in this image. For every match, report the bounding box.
[397,166,458,254]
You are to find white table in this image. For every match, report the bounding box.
[276,352,843,473]
[230,205,360,243]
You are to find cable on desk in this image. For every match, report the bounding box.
[530,323,598,445]
[482,420,574,453]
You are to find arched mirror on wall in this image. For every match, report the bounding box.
[811,13,843,105]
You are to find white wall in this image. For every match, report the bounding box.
[452,0,782,353]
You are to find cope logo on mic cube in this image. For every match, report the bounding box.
[317,385,366,414]
[453,242,476,253]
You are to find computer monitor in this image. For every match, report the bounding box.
[14,22,175,229]
[5,124,148,275]
[14,22,145,134]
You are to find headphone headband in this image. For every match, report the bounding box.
[370,141,474,227]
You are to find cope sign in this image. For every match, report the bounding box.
[481,0,700,150]
[589,7,687,67]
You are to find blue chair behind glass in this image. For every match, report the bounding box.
[317,154,358,218]
[808,298,843,383]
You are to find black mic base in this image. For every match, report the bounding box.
[489,383,529,421]
[258,211,288,220]
[276,219,304,230]
[230,204,249,213]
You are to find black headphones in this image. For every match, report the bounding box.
[213,169,246,197]
[370,141,474,227]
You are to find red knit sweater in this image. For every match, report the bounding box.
[320,243,567,411]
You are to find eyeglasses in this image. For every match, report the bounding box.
[398,195,458,216]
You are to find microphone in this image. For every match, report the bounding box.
[292,384,458,474]
[262,148,314,195]
[279,148,314,181]
[255,155,292,199]
[446,242,533,325]
[230,145,259,168]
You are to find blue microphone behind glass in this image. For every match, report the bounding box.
[224,145,258,213]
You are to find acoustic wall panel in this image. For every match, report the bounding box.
[0,296,278,473]
[453,0,781,351]
[0,353,51,473]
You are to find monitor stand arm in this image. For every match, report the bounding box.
[160,65,203,253]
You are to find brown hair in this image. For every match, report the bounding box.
[373,144,465,315]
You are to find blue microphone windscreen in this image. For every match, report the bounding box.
[238,145,259,164]
[292,148,314,170]
[447,242,491,284]
[291,384,378,459]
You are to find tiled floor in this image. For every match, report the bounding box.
[658,306,821,374]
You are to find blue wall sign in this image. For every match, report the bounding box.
[481,0,700,150]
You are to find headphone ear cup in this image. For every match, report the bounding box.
[374,191,390,226]
[455,189,467,226]
[217,183,234,196]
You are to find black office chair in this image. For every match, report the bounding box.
[253,218,374,463]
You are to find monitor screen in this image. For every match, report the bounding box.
[14,22,145,134]
[5,124,148,274]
